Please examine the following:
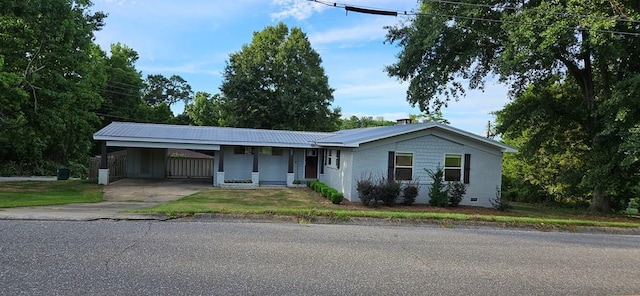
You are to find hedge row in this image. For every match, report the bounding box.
[307,180,343,204]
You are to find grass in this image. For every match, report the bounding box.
[0,180,102,208]
[138,188,640,229]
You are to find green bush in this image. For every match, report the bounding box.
[491,186,512,211]
[330,192,344,204]
[426,166,448,207]
[308,180,318,190]
[380,178,401,206]
[67,161,89,179]
[401,183,419,206]
[356,175,379,207]
[447,181,467,207]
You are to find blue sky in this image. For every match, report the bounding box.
[91,0,510,135]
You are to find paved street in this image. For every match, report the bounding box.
[1,221,639,295]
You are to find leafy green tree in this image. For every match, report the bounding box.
[98,43,146,125]
[426,166,448,207]
[386,0,640,212]
[0,0,106,174]
[184,92,224,126]
[409,110,450,124]
[220,22,340,131]
[143,74,194,107]
[339,115,394,129]
[496,80,591,204]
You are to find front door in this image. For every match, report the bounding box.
[304,149,318,179]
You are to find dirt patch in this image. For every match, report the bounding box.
[103,178,212,202]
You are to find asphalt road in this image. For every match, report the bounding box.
[1,221,638,296]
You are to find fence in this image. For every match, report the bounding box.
[166,157,213,178]
[89,154,127,180]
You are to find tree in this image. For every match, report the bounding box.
[386,0,640,212]
[0,0,106,174]
[184,92,224,126]
[409,110,450,124]
[98,43,146,125]
[143,74,194,107]
[339,115,394,129]
[220,22,340,131]
[495,80,591,204]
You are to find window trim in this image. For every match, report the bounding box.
[444,153,463,182]
[394,152,413,181]
[326,149,340,169]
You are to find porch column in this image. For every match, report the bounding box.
[286,148,295,187]
[216,148,225,186]
[98,141,109,185]
[251,147,259,184]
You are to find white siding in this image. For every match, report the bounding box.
[258,152,288,183]
[348,129,504,207]
[320,149,354,199]
[220,146,253,181]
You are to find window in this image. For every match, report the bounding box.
[259,147,283,156]
[233,146,252,155]
[326,149,340,169]
[395,153,413,181]
[444,154,462,182]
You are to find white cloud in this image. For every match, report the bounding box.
[270,0,327,20]
[308,19,392,48]
[271,0,418,20]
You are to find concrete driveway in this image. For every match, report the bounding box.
[0,178,212,221]
[103,178,212,202]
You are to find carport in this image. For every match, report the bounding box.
[93,122,220,185]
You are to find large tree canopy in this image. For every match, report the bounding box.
[220,22,340,131]
[386,0,640,212]
[0,0,106,174]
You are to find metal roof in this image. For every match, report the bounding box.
[316,122,517,152]
[93,121,516,152]
[93,122,334,148]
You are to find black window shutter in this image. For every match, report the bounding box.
[388,151,395,180]
[464,154,471,184]
[336,150,341,169]
[320,149,325,174]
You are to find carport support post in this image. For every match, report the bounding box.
[98,141,110,185]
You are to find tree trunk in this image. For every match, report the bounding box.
[588,184,610,213]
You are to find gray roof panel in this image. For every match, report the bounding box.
[94,122,335,148]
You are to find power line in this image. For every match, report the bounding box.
[308,0,640,37]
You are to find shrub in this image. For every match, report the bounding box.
[426,166,448,207]
[379,177,401,206]
[491,186,512,211]
[401,182,419,206]
[356,175,378,207]
[330,192,343,204]
[447,182,467,207]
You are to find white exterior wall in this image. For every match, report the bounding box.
[213,146,302,185]
[347,129,504,207]
[258,151,288,183]
[319,149,354,199]
[219,146,253,182]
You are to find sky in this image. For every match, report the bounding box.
[90,0,511,136]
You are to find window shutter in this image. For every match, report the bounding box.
[388,151,395,180]
[464,154,471,184]
[320,149,325,174]
[336,150,341,169]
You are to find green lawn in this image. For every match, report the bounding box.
[139,188,640,229]
[0,180,102,208]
